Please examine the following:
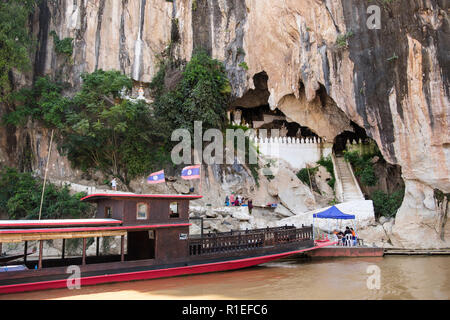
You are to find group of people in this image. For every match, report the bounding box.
[225,193,253,214]
[333,226,358,246]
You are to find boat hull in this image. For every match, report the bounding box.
[0,241,335,295]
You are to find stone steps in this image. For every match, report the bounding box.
[335,156,364,202]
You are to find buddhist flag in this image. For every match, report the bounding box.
[147,170,165,184]
[181,165,201,180]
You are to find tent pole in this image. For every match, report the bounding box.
[312,217,315,241]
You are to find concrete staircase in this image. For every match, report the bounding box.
[333,155,365,202]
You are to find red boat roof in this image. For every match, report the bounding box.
[0,223,191,235]
[81,193,203,202]
[0,219,122,229]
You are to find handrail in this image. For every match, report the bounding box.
[331,152,344,203]
[344,159,365,200]
[188,226,313,256]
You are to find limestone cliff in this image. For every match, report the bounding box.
[0,0,448,248]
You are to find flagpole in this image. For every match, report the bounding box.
[199,164,202,195]
[38,129,54,221]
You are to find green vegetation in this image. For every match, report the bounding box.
[152,50,231,134]
[50,31,73,57]
[317,156,336,189]
[0,0,36,98]
[372,189,404,218]
[336,31,354,49]
[238,61,249,70]
[387,53,399,62]
[236,48,246,57]
[5,70,170,189]
[343,150,378,187]
[5,51,231,190]
[0,167,93,220]
[296,166,319,188]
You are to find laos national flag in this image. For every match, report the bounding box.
[181,165,201,180]
[147,170,165,184]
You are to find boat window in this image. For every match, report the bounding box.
[137,203,148,220]
[169,202,179,218]
[105,207,112,218]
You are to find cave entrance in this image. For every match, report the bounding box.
[230,71,319,140]
[333,122,369,155]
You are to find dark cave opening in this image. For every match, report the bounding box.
[333,121,370,155]
[230,71,319,140]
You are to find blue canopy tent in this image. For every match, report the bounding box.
[313,206,355,220]
[312,206,356,242]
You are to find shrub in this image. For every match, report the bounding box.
[0,167,93,220]
[238,61,249,70]
[50,31,73,57]
[372,189,404,218]
[0,0,36,97]
[343,150,378,187]
[317,156,336,189]
[296,166,319,188]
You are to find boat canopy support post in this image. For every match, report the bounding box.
[38,240,43,269]
[82,238,86,265]
[24,241,28,263]
[62,239,65,260]
[96,237,100,257]
[120,235,125,262]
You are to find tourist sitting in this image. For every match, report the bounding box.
[350,228,358,246]
[225,195,230,206]
[230,193,235,206]
[334,230,345,245]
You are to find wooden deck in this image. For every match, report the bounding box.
[384,248,450,256]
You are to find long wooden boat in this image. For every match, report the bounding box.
[0,193,334,295]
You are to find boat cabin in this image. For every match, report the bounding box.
[82,193,200,263]
[0,194,202,270]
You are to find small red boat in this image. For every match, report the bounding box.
[0,193,334,295]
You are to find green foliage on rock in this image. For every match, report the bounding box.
[152,50,230,134]
[5,70,170,189]
[317,156,336,189]
[238,61,249,70]
[4,76,70,128]
[50,31,73,57]
[0,0,36,97]
[296,166,319,188]
[343,150,378,187]
[372,189,404,218]
[336,30,354,49]
[5,51,232,189]
[0,167,93,220]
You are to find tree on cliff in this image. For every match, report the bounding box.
[152,50,231,134]
[60,70,170,190]
[0,0,36,99]
[4,70,170,191]
[4,51,231,190]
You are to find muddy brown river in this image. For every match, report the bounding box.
[1,256,449,300]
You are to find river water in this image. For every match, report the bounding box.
[1,256,449,300]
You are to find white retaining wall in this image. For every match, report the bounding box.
[253,136,332,170]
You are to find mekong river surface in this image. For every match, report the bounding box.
[1,256,449,300]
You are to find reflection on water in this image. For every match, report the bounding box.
[1,256,449,300]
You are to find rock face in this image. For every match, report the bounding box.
[0,0,448,248]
